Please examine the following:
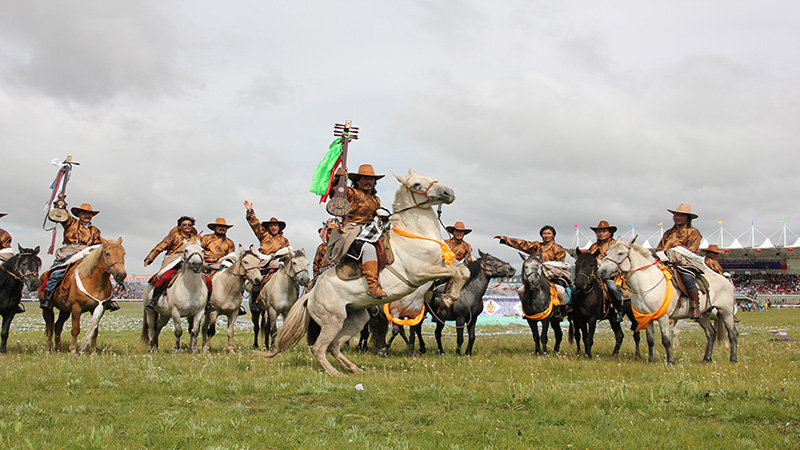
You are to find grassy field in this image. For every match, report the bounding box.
[0,303,798,449]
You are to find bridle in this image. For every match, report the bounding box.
[573,270,598,293]
[101,245,125,271]
[392,179,440,215]
[284,255,309,284]
[602,243,666,296]
[0,252,40,282]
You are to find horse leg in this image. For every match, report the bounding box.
[454,318,466,356]
[329,308,371,374]
[251,311,261,349]
[434,321,445,354]
[551,317,563,354]
[610,319,623,357]
[42,307,55,352]
[633,330,641,358]
[415,323,426,355]
[698,315,716,363]
[152,313,170,351]
[407,325,417,357]
[190,310,204,354]
[171,312,183,354]
[226,312,237,354]
[383,324,401,354]
[268,308,279,352]
[263,311,272,351]
[69,305,82,355]
[54,310,69,353]
[0,313,12,354]
[656,317,673,364]
[307,300,349,376]
[722,313,738,363]
[526,319,542,355]
[201,310,213,354]
[585,320,598,358]
[541,319,550,354]
[645,323,656,363]
[464,320,477,356]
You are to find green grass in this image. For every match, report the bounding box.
[0,303,798,449]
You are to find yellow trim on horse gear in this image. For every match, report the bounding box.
[383,303,426,326]
[631,266,673,332]
[392,226,456,267]
[523,284,560,321]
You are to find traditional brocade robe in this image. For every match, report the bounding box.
[503,237,566,262]
[246,210,290,256]
[200,234,235,264]
[656,224,702,253]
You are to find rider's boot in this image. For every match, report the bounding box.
[362,261,386,299]
[238,305,247,316]
[106,300,121,312]
[689,291,702,320]
[40,290,53,310]
[146,283,165,310]
[205,291,215,313]
[15,304,25,314]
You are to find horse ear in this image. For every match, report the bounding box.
[393,173,407,184]
[100,237,109,246]
[629,235,638,245]
[576,247,582,254]
[591,248,601,258]
[33,246,40,255]
[117,236,123,244]
[407,168,417,176]
[519,252,527,261]
[17,244,22,252]
[478,249,486,258]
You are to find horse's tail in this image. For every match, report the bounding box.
[140,310,150,345]
[263,294,310,358]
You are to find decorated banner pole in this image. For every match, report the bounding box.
[44,155,80,254]
[309,120,359,219]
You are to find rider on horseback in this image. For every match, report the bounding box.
[325,164,391,299]
[144,216,213,312]
[0,212,24,314]
[656,204,703,320]
[243,202,291,308]
[201,218,246,316]
[704,245,725,276]
[494,225,571,306]
[588,221,625,323]
[445,221,475,263]
[42,203,120,312]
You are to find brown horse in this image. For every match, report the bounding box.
[39,238,127,355]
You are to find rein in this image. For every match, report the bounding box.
[0,254,39,282]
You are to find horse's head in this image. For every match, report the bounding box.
[238,245,264,285]
[478,250,516,279]
[597,237,637,280]
[521,254,546,287]
[280,249,310,287]
[100,237,127,284]
[182,238,205,273]
[15,245,42,292]
[573,248,599,292]
[392,169,455,212]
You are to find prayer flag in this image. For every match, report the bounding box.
[310,138,343,196]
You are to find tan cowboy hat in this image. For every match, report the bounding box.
[348,164,384,180]
[705,244,724,254]
[445,221,472,235]
[261,217,286,231]
[207,217,234,230]
[71,203,99,216]
[590,220,617,233]
[667,203,698,219]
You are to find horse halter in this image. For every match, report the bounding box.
[603,243,665,296]
[101,245,125,271]
[573,271,598,293]
[1,253,39,281]
[392,179,441,215]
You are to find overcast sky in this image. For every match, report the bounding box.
[1,0,798,271]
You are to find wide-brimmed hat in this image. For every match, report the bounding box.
[348,164,384,181]
[71,203,99,216]
[667,204,698,219]
[445,221,472,235]
[705,244,724,254]
[590,220,617,233]
[207,217,234,231]
[261,217,286,231]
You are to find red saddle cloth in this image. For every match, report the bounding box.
[149,269,212,292]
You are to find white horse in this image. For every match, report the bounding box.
[265,169,470,376]
[258,248,310,350]
[597,238,738,364]
[141,239,208,354]
[201,245,264,354]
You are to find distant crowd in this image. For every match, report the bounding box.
[730,274,800,296]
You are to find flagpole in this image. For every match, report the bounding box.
[719,221,724,247]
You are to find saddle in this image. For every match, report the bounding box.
[336,234,395,281]
[663,263,709,309]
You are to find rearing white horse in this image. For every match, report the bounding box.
[259,248,310,350]
[265,169,470,376]
[597,238,738,364]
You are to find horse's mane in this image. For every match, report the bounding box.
[77,244,105,278]
[629,243,655,261]
[465,258,483,281]
[574,251,597,273]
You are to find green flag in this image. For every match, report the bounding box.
[309,138,343,195]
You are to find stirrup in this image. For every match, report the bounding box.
[367,289,387,300]
[146,296,158,310]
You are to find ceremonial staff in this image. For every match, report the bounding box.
[44,155,79,254]
[310,120,359,220]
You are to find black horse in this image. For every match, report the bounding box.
[386,251,516,356]
[0,246,41,353]
[519,254,563,354]
[570,248,640,358]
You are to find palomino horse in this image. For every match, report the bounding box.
[40,238,127,355]
[571,248,640,358]
[258,248,310,350]
[0,246,41,353]
[141,239,208,354]
[519,254,563,355]
[265,169,470,376]
[597,238,738,364]
[201,245,263,354]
